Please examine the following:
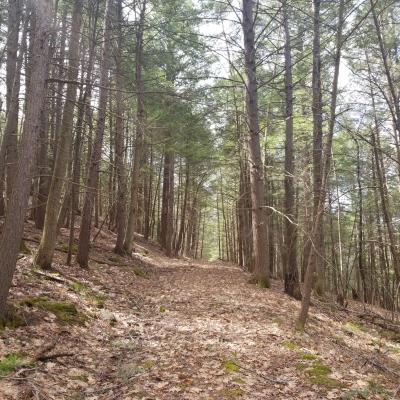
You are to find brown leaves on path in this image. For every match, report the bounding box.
[0,222,399,399]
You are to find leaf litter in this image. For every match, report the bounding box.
[0,220,399,399]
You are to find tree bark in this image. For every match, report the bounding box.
[282,0,301,300]
[35,0,83,269]
[0,0,51,317]
[114,0,128,255]
[77,0,113,268]
[242,0,270,286]
[123,0,147,254]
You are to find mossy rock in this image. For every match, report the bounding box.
[19,297,87,325]
[0,304,25,331]
[0,353,31,377]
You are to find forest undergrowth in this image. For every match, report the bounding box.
[0,222,399,400]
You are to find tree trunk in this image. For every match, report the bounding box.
[0,0,51,317]
[77,0,113,268]
[242,0,270,286]
[282,0,301,300]
[297,0,344,330]
[0,0,22,215]
[123,0,147,254]
[35,0,83,269]
[114,0,128,254]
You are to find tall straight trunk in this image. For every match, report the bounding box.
[114,0,128,254]
[0,0,22,214]
[371,1,400,172]
[51,9,67,161]
[242,0,270,286]
[123,0,147,254]
[355,138,368,301]
[67,2,99,265]
[77,0,113,268]
[297,0,344,330]
[0,0,51,317]
[160,149,175,256]
[144,143,154,240]
[175,162,189,255]
[282,0,301,300]
[310,0,325,296]
[35,0,83,269]
[370,98,400,283]
[35,84,51,229]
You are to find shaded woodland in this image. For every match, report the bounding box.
[0,0,400,398]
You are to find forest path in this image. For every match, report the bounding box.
[1,225,399,399]
[118,259,300,399]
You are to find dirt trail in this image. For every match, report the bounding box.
[0,226,399,399]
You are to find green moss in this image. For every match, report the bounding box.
[88,293,105,309]
[70,281,86,292]
[306,361,331,376]
[309,375,345,388]
[219,387,244,398]
[258,279,270,289]
[69,281,106,309]
[133,266,147,278]
[300,352,318,360]
[19,297,87,325]
[281,340,298,350]
[295,362,309,371]
[272,318,283,326]
[222,359,241,373]
[343,322,363,333]
[0,304,25,331]
[70,374,89,383]
[389,345,400,354]
[141,360,156,370]
[299,360,345,388]
[0,353,30,377]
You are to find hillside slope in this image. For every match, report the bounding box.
[0,222,399,399]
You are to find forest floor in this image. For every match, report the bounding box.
[1,222,400,399]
